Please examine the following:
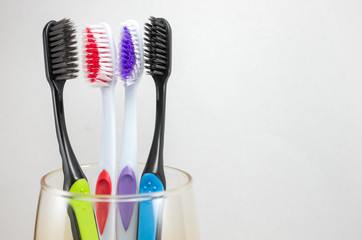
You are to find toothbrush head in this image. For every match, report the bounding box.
[144,17,172,82]
[82,23,116,87]
[119,20,143,86]
[43,18,79,82]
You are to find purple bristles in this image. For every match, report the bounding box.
[120,26,136,80]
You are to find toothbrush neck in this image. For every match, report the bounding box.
[51,81,85,190]
[155,83,167,153]
[145,82,167,178]
[119,85,138,168]
[99,87,116,172]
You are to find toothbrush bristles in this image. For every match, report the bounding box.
[144,17,170,77]
[118,21,143,85]
[82,24,114,87]
[47,18,79,81]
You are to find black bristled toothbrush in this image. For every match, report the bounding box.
[137,16,172,240]
[42,18,99,240]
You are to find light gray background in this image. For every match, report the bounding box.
[1,0,362,239]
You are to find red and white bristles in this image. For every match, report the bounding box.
[83,24,114,87]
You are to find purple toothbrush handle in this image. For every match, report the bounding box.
[117,166,137,230]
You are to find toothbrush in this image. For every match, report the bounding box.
[82,23,117,240]
[42,19,99,240]
[116,20,143,240]
[138,16,172,240]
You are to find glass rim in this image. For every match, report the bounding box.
[40,163,193,201]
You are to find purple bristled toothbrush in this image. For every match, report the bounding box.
[116,19,143,240]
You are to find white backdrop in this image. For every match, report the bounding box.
[1,0,362,239]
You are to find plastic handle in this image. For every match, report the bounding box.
[95,169,112,235]
[116,84,139,239]
[69,179,99,240]
[117,166,137,229]
[96,86,116,238]
[137,173,164,240]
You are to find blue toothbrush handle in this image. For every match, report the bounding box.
[137,173,165,240]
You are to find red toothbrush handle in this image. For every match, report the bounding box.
[95,169,112,235]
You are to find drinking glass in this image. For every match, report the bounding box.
[34,163,199,240]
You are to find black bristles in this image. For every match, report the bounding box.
[144,17,171,78]
[47,18,78,81]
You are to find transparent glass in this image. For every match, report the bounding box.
[34,163,199,240]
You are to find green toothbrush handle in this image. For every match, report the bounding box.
[69,179,99,240]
